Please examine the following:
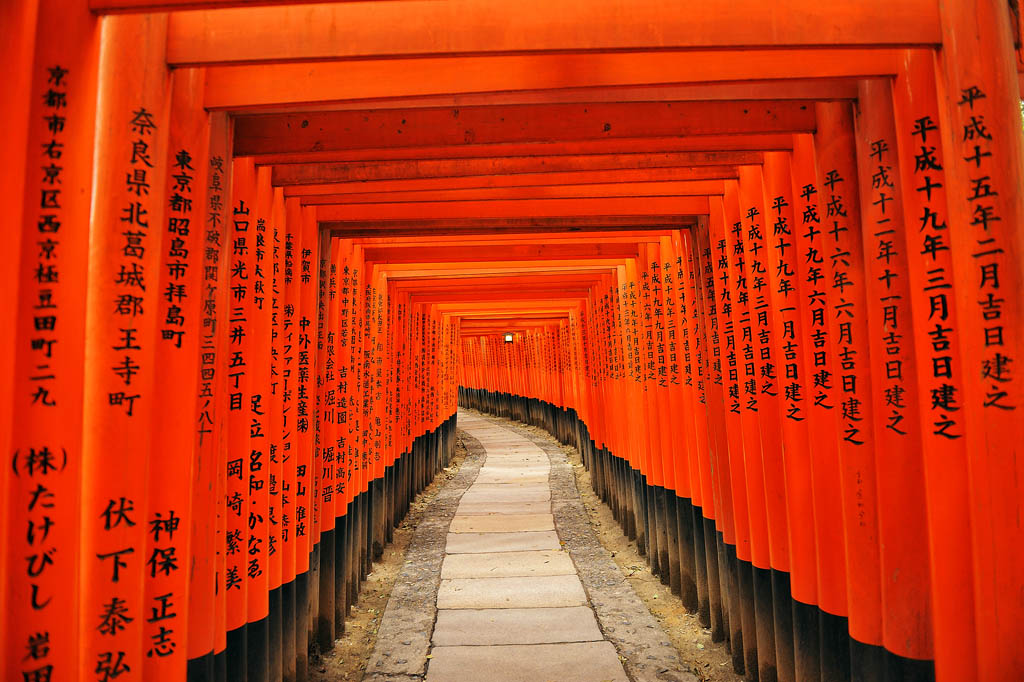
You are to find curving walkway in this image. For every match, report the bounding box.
[363,409,695,682]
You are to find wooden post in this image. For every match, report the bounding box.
[282,196,306,680]
[739,164,794,682]
[80,13,169,682]
[146,65,208,682]
[761,150,821,682]
[789,134,850,682]
[0,7,41,646]
[935,4,1024,678]
[225,155,255,682]
[890,49,976,682]
[5,3,98,682]
[853,77,935,680]
[707,192,751,676]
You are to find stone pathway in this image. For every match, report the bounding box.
[363,409,695,682]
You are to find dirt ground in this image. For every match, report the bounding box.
[556,435,741,682]
[310,434,471,682]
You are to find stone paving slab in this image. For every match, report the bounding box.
[432,606,603,646]
[425,641,629,682]
[473,473,549,485]
[455,500,552,516]
[458,488,550,503]
[477,458,549,465]
[445,530,560,553]
[474,463,550,473]
[472,476,549,486]
[480,447,546,453]
[437,574,587,609]
[478,457,548,464]
[440,549,576,579]
[449,513,554,533]
[464,479,551,489]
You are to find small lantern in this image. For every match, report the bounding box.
[504,332,514,344]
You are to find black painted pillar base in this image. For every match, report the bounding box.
[818,609,850,682]
[753,565,777,682]
[282,580,296,682]
[738,561,759,681]
[269,587,282,682]
[317,528,336,653]
[246,617,269,682]
[726,545,746,675]
[226,624,247,682]
[676,496,699,614]
[665,491,681,595]
[705,524,724,643]
[849,637,883,682]
[295,572,309,682]
[693,508,711,628]
[770,570,795,682]
[187,651,216,682]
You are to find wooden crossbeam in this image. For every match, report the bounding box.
[325,217,693,237]
[315,196,709,221]
[284,168,739,197]
[271,153,757,184]
[161,1,939,64]
[234,101,813,156]
[200,51,881,109]
[257,136,791,166]
[297,180,725,206]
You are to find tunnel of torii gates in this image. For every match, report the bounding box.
[3,1,1024,682]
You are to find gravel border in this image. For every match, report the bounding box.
[470,410,698,682]
[362,426,487,682]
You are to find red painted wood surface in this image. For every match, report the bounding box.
[3,4,1024,682]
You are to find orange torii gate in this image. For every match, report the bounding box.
[3,2,1024,682]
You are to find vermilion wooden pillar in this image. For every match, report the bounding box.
[935,4,1024,679]
[639,245,668,582]
[299,204,321,672]
[682,225,726,640]
[225,155,255,682]
[80,13,169,682]
[245,164,272,682]
[188,110,233,682]
[890,49,978,682]
[269,184,297,682]
[853,78,935,680]
[146,65,208,682]
[0,5,40,644]
[813,101,885,678]
[640,245,668,587]
[662,233,700,613]
[685,223,729,640]
[762,150,821,682]
[617,262,645,551]
[316,235,341,652]
[282,196,308,681]
[253,170,282,682]
[789,133,850,682]
[723,178,775,682]
[707,194,750,675]
[5,3,98,681]
[739,164,794,682]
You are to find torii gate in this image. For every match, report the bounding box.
[2,2,1023,682]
